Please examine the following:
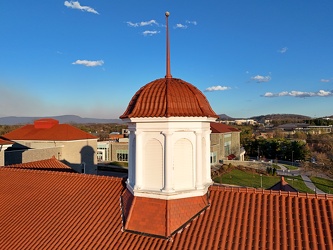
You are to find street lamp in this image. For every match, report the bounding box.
[260,174,263,188]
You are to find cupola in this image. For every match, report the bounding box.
[120,12,218,238]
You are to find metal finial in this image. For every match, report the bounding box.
[165,11,172,79]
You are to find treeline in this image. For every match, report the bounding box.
[72,123,128,141]
[239,125,333,176]
[304,118,333,126]
[0,125,21,136]
[243,138,310,162]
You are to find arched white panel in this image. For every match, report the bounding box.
[174,138,193,190]
[143,139,163,190]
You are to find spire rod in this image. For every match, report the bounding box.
[165,11,172,79]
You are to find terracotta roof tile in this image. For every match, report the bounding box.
[268,176,298,192]
[5,156,75,172]
[2,119,97,141]
[0,137,13,146]
[210,122,240,133]
[120,78,218,119]
[1,169,333,249]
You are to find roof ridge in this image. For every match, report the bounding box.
[0,167,124,181]
[211,184,333,200]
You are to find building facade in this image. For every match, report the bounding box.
[2,118,98,173]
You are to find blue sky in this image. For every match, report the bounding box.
[1,1,333,119]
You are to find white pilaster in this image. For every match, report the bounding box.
[162,131,174,192]
[134,131,142,190]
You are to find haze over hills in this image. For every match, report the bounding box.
[218,114,333,123]
[0,115,123,125]
[1,114,332,125]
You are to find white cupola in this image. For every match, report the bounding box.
[120,12,218,238]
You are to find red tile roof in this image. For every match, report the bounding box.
[5,156,75,172]
[120,78,218,119]
[2,119,97,141]
[210,122,240,133]
[0,137,13,146]
[268,176,298,192]
[1,167,333,249]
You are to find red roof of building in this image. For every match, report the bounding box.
[210,122,240,133]
[5,156,75,172]
[268,176,299,192]
[1,166,332,249]
[0,137,13,146]
[120,78,218,119]
[2,119,97,141]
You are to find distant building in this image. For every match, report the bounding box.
[210,122,244,163]
[278,123,332,134]
[267,176,298,192]
[1,118,98,173]
[0,138,13,166]
[97,140,128,162]
[222,119,258,126]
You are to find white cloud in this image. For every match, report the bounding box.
[278,47,288,54]
[317,90,332,96]
[174,24,188,29]
[186,20,197,25]
[251,75,271,83]
[263,90,333,98]
[321,79,330,83]
[72,60,104,67]
[204,85,231,92]
[64,1,99,14]
[127,20,159,27]
[142,30,159,36]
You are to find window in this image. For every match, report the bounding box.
[117,150,128,162]
[224,141,231,156]
[210,152,217,164]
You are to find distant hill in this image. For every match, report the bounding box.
[217,114,234,120]
[250,114,311,123]
[0,115,123,125]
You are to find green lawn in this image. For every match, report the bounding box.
[283,164,299,170]
[310,176,333,194]
[284,175,315,194]
[214,169,280,189]
[213,169,315,193]
[108,161,128,167]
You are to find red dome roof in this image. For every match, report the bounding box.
[120,78,218,119]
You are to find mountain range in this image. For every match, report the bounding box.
[0,114,331,125]
[0,115,123,125]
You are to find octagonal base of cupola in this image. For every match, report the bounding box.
[120,188,210,238]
